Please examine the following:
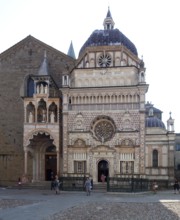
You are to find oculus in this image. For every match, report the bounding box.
[98,53,111,67]
[91,116,115,142]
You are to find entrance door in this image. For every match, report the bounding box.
[98,160,109,182]
[45,154,57,181]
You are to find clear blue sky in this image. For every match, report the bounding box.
[0,0,180,132]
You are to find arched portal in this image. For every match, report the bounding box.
[26,132,57,182]
[98,160,109,182]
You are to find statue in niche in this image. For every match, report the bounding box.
[76,119,83,129]
[124,119,131,130]
[42,110,46,122]
[45,85,48,94]
[40,84,44,94]
[74,113,84,130]
[50,111,55,123]
[29,112,33,123]
[36,85,40,94]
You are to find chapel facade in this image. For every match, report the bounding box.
[0,9,176,185]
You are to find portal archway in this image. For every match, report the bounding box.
[25,132,57,181]
[98,160,109,182]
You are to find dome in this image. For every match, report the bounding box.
[145,117,165,129]
[79,29,138,57]
[78,8,138,57]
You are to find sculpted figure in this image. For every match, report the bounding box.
[29,112,33,123]
[50,112,55,123]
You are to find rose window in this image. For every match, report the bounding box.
[98,53,111,67]
[91,117,115,142]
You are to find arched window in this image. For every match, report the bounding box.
[152,149,158,168]
[37,99,47,122]
[26,102,35,123]
[27,78,34,97]
[48,102,57,123]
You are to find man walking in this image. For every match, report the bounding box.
[84,177,91,196]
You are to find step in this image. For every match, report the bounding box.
[8,181,51,190]
[93,183,107,192]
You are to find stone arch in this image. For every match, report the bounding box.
[24,129,57,147]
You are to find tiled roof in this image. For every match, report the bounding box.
[79,28,137,56]
[145,117,165,129]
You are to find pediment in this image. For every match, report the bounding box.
[0,35,75,67]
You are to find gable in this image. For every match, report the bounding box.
[0,35,75,87]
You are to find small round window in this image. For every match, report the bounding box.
[98,53,111,67]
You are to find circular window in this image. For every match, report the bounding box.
[91,117,115,142]
[98,53,111,67]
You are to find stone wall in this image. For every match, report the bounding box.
[0,36,74,184]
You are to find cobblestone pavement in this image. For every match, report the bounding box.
[0,188,180,220]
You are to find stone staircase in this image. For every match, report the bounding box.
[8,181,107,192]
[92,182,107,192]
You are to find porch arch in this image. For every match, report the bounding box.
[24,130,60,181]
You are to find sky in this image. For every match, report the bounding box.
[0,0,180,132]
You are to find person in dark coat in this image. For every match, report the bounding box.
[174,178,180,194]
[84,177,91,196]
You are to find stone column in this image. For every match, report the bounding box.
[61,89,69,174]
[63,112,68,173]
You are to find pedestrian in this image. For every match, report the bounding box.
[54,175,60,194]
[152,180,158,194]
[84,177,91,196]
[18,177,22,190]
[90,177,93,190]
[174,178,180,194]
[101,174,106,183]
[50,171,55,190]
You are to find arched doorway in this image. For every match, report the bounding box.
[45,145,57,181]
[26,132,57,181]
[98,160,109,182]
